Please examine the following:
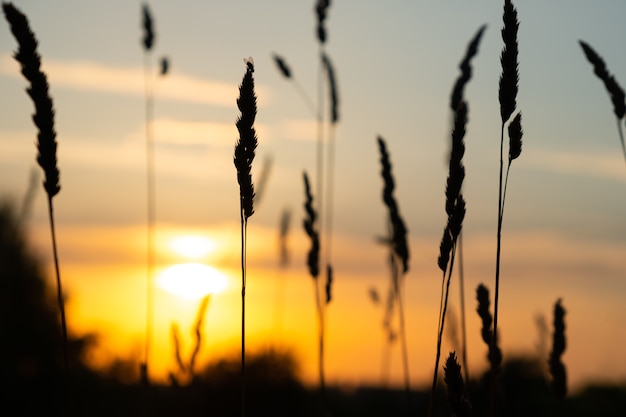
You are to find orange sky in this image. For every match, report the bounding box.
[25,220,626,392]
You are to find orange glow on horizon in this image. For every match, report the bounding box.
[169,235,218,259]
[157,263,228,299]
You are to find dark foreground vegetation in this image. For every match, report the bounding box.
[2,200,626,417]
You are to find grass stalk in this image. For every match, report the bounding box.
[493,2,522,415]
[617,119,626,168]
[447,24,485,386]
[429,99,468,417]
[444,352,471,417]
[271,53,317,117]
[141,2,156,383]
[302,172,325,397]
[2,2,71,413]
[579,40,626,168]
[234,59,258,417]
[457,233,469,384]
[549,299,567,400]
[376,136,411,407]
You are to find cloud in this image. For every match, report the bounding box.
[0,54,271,107]
[280,118,317,142]
[145,118,271,148]
[525,148,626,182]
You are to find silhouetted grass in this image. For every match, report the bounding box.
[141,1,156,383]
[493,1,522,414]
[302,171,325,398]
[430,99,468,417]
[444,352,471,417]
[476,283,502,370]
[2,2,70,412]
[377,136,411,409]
[234,58,258,417]
[549,299,567,400]
[579,40,626,168]
[449,23,487,385]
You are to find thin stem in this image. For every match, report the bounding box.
[143,49,155,383]
[617,118,626,168]
[312,277,325,397]
[458,231,469,384]
[324,128,336,268]
[491,122,506,417]
[501,162,513,221]
[428,244,458,417]
[241,212,247,417]
[316,48,325,251]
[392,255,411,409]
[48,195,72,415]
[292,77,318,118]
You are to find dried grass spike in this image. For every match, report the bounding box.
[272,53,291,79]
[377,136,409,273]
[160,56,169,76]
[445,101,468,217]
[498,0,520,123]
[325,264,333,304]
[549,298,567,399]
[3,2,60,199]
[476,283,502,367]
[234,60,258,220]
[444,352,471,417]
[314,0,331,44]
[279,208,291,267]
[451,24,487,111]
[189,295,210,375]
[321,51,339,124]
[579,40,626,119]
[303,172,320,279]
[141,3,154,51]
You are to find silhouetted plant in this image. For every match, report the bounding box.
[141,1,156,383]
[444,352,471,417]
[302,171,326,397]
[579,40,626,168]
[170,295,211,383]
[2,2,70,408]
[430,99,468,417]
[271,53,316,116]
[449,24,487,385]
[377,136,411,406]
[492,1,523,414]
[476,284,502,370]
[549,299,567,400]
[234,58,258,417]
[272,208,292,337]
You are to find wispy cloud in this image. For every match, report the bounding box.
[280,118,317,142]
[0,54,271,107]
[145,118,271,148]
[525,148,626,182]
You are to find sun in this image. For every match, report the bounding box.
[169,235,217,260]
[157,263,228,299]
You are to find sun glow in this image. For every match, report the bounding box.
[157,263,228,299]
[169,235,217,259]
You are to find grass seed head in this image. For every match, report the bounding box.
[3,2,60,199]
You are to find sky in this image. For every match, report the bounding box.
[1,0,626,392]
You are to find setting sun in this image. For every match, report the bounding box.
[157,263,228,299]
[169,235,217,259]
